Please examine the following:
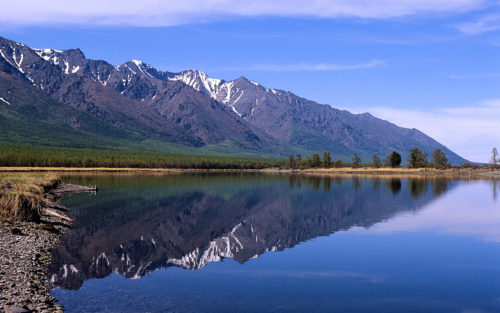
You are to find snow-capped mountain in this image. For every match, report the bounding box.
[0,35,467,162]
[167,70,270,118]
[0,36,278,152]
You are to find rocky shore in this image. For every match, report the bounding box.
[0,183,95,313]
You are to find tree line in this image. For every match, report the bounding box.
[286,148,452,169]
[0,143,284,169]
[2,142,496,170]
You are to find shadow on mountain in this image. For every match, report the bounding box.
[48,173,456,290]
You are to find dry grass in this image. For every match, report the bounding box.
[0,167,222,172]
[289,166,500,180]
[301,166,494,175]
[304,167,443,173]
[0,173,60,222]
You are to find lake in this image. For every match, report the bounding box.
[49,173,500,312]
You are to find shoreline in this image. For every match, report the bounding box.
[0,167,261,173]
[287,167,500,178]
[1,166,499,179]
[0,182,94,313]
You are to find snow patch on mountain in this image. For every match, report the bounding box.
[34,48,62,65]
[168,70,249,116]
[131,59,142,67]
[0,49,17,69]
[63,60,70,74]
[129,59,153,78]
[169,70,222,99]
[11,47,24,73]
[0,97,11,105]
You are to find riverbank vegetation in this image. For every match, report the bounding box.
[286,147,500,171]
[1,143,498,172]
[0,173,59,222]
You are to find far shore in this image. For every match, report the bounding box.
[294,167,500,177]
[0,167,261,173]
[0,166,499,178]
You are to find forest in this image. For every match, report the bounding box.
[0,143,284,169]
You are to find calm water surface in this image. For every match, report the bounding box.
[49,173,500,313]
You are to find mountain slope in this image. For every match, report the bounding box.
[0,36,467,163]
[108,61,279,151]
[0,57,139,149]
[171,71,466,163]
[10,42,281,153]
[0,38,204,147]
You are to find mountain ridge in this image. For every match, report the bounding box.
[0,36,467,164]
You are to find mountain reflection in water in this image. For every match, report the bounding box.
[48,174,457,290]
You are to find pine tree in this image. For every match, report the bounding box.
[491,147,499,165]
[311,153,321,167]
[386,151,401,167]
[288,154,295,169]
[371,154,381,168]
[431,148,449,168]
[352,153,362,168]
[322,152,332,167]
[408,148,428,168]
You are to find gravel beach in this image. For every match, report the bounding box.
[0,214,70,312]
[0,183,95,313]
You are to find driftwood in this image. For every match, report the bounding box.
[38,183,97,224]
[50,184,97,195]
[42,208,74,223]
[46,203,69,212]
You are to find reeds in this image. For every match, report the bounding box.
[0,174,60,222]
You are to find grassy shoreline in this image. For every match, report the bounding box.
[298,166,499,175]
[0,173,61,222]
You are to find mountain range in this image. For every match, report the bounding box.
[0,36,466,163]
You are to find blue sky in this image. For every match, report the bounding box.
[1,0,499,162]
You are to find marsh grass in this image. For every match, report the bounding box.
[0,173,60,222]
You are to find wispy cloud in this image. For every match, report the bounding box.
[351,99,500,163]
[0,0,489,27]
[455,13,500,34]
[450,73,500,79]
[214,59,385,72]
[479,98,500,107]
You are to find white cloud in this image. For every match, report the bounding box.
[352,99,500,163]
[455,13,500,34]
[0,0,488,27]
[216,59,384,72]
